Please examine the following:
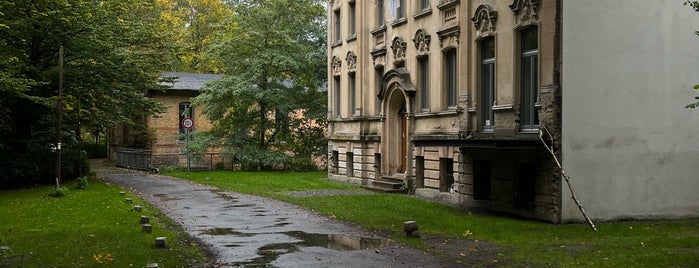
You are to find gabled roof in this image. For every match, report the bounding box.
[161,71,223,91]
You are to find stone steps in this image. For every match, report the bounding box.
[360,175,407,194]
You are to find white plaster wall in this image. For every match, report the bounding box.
[562,0,699,221]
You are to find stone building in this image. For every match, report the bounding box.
[327,0,699,222]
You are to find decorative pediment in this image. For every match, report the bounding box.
[391,36,408,67]
[331,56,342,76]
[509,0,539,26]
[370,47,387,67]
[471,5,498,35]
[412,29,431,56]
[345,51,357,73]
[437,25,459,49]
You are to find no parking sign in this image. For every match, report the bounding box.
[182,117,194,129]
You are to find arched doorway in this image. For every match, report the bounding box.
[385,85,408,174]
[379,68,416,177]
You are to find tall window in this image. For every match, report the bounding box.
[444,49,457,109]
[375,66,384,115]
[334,76,341,118]
[377,0,385,27]
[349,73,356,116]
[179,102,193,139]
[334,9,341,43]
[349,2,356,36]
[481,37,495,130]
[419,0,430,11]
[390,0,405,20]
[418,56,430,111]
[520,27,539,130]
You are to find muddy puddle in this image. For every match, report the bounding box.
[230,231,392,266]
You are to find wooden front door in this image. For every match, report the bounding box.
[400,113,407,173]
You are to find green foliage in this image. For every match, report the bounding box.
[76,176,89,189]
[49,187,69,198]
[192,0,328,171]
[0,181,208,266]
[0,0,171,187]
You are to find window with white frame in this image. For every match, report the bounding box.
[520,27,539,130]
[389,0,405,20]
[481,37,495,130]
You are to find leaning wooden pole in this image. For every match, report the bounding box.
[55,46,64,191]
[539,126,597,231]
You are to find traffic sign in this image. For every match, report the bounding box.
[182,117,194,129]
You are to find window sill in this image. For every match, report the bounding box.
[371,25,387,36]
[331,41,343,48]
[437,0,459,10]
[413,9,432,20]
[346,34,357,43]
[391,17,408,28]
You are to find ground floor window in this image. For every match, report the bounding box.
[439,158,454,193]
[346,152,354,177]
[473,160,491,200]
[514,163,536,209]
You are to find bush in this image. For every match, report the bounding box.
[76,176,89,189]
[50,187,69,198]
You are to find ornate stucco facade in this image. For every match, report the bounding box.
[327,0,561,222]
[328,0,699,223]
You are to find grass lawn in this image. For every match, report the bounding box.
[166,170,699,267]
[0,179,208,267]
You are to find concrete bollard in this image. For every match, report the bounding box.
[140,215,150,224]
[155,237,167,248]
[404,221,419,237]
[142,224,152,233]
[133,205,142,212]
[119,191,125,195]
[125,198,133,204]
[145,263,159,268]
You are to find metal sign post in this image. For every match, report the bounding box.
[182,117,194,172]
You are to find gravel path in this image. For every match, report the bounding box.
[93,161,461,267]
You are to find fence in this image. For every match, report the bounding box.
[115,148,227,171]
[151,152,228,171]
[115,148,152,171]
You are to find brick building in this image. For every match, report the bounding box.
[109,72,223,169]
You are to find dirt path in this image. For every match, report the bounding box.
[93,161,467,267]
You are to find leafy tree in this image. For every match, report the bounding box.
[0,0,171,188]
[157,0,232,73]
[193,0,327,171]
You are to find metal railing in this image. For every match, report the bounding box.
[115,148,152,171]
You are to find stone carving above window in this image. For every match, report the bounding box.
[471,5,497,36]
[509,0,539,26]
[331,56,342,76]
[391,36,407,67]
[437,25,459,49]
[345,51,357,73]
[412,29,431,56]
[371,47,387,67]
